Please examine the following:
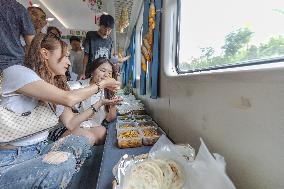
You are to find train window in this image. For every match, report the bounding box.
[176,0,284,73]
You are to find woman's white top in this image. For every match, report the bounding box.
[1,65,64,146]
[68,79,106,127]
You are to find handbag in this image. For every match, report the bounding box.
[0,104,59,143]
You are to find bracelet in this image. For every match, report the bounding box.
[95,83,101,94]
[90,104,98,114]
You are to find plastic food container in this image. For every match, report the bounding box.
[137,120,158,129]
[130,109,146,115]
[117,115,133,123]
[133,115,152,122]
[141,128,161,146]
[117,129,142,148]
[116,122,137,129]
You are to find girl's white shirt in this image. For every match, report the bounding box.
[68,79,106,128]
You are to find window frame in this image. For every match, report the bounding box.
[175,0,284,74]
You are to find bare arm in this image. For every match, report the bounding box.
[17,78,120,107]
[118,55,131,63]
[60,101,103,131]
[104,97,123,122]
[17,80,99,107]
[23,35,34,46]
[106,105,117,122]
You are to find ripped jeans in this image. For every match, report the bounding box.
[0,135,91,189]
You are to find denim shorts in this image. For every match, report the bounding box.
[0,135,91,189]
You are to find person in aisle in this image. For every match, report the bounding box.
[79,14,133,80]
[47,26,62,38]
[0,33,120,188]
[69,36,84,80]
[27,6,47,34]
[80,14,115,79]
[0,0,35,71]
[112,52,131,80]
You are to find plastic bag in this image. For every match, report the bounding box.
[113,135,193,189]
[113,136,236,189]
[112,153,149,189]
[149,135,193,189]
[150,135,195,162]
[188,138,236,189]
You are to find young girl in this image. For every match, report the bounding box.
[50,57,122,141]
[76,58,121,125]
[0,33,120,188]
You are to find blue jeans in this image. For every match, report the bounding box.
[0,135,91,189]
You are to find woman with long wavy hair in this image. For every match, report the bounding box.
[0,33,120,188]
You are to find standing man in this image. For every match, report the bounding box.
[0,0,35,71]
[80,14,115,79]
[69,36,84,80]
[27,6,47,34]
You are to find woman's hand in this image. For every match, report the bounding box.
[101,96,123,106]
[118,55,131,63]
[99,78,120,91]
[79,74,86,80]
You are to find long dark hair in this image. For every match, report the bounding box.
[90,57,117,112]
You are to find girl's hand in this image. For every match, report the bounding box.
[79,74,86,80]
[101,96,123,106]
[111,96,123,104]
[99,78,120,91]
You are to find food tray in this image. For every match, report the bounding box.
[140,127,162,146]
[116,122,137,129]
[130,109,146,115]
[117,129,142,148]
[133,115,152,122]
[136,120,158,128]
[117,115,133,122]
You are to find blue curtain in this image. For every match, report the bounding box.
[125,46,130,86]
[121,61,127,87]
[150,0,161,99]
[130,28,136,88]
[126,29,136,88]
[140,0,150,95]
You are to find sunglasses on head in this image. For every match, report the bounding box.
[42,32,61,44]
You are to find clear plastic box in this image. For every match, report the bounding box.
[130,109,146,115]
[117,129,142,148]
[117,115,133,123]
[133,115,152,122]
[141,127,162,146]
[116,122,137,130]
[137,120,158,129]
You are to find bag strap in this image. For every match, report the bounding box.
[47,102,57,115]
